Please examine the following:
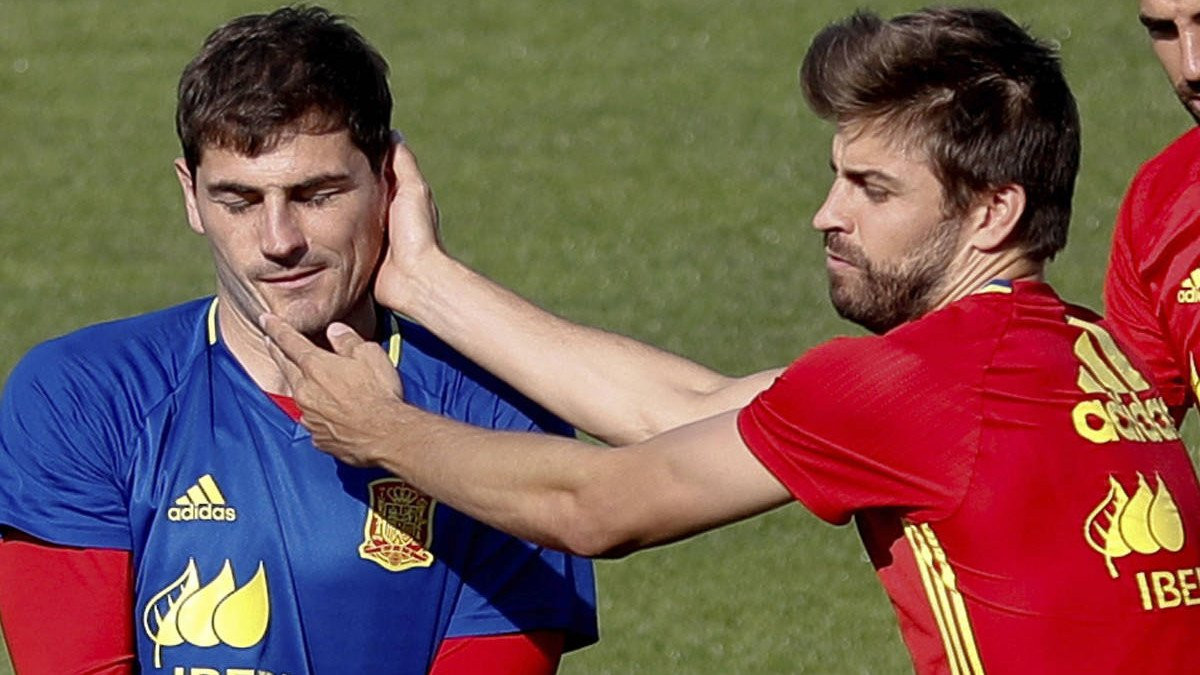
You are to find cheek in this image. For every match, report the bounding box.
[197,217,257,269]
[357,224,386,268]
[1154,42,1183,80]
[336,210,386,272]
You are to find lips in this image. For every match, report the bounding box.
[258,267,324,288]
[824,234,863,268]
[825,248,851,265]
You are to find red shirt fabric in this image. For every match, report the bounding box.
[1105,126,1200,423]
[739,281,1200,674]
[0,530,136,674]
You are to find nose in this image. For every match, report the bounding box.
[1181,26,1200,87]
[260,200,308,265]
[812,179,850,234]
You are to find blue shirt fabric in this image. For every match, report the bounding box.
[0,298,597,674]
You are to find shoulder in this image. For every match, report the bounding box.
[394,316,571,435]
[1125,127,1200,218]
[777,283,1031,403]
[1138,127,1200,179]
[811,287,1016,375]
[5,299,212,416]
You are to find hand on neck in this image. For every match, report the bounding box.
[215,294,378,395]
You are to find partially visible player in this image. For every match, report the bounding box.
[1105,0,1200,424]
[265,8,1200,673]
[0,6,595,674]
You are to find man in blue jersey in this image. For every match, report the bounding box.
[0,6,596,674]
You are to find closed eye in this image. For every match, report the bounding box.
[221,200,253,214]
[1140,16,1179,41]
[296,189,342,208]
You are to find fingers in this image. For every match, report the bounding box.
[390,139,423,184]
[260,313,312,386]
[260,314,317,363]
[264,334,305,392]
[326,322,364,356]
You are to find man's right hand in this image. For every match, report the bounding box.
[375,138,449,313]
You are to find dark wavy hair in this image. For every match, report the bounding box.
[801,7,1080,261]
[176,5,392,175]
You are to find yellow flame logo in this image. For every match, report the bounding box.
[142,558,270,667]
[1084,474,1185,578]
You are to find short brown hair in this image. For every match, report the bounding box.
[176,5,392,176]
[801,8,1080,262]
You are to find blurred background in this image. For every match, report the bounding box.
[0,0,1189,671]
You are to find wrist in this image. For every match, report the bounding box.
[394,252,468,324]
[375,248,455,317]
[365,399,426,472]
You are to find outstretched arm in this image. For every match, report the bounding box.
[263,318,793,557]
[377,143,780,445]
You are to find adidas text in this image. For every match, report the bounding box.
[168,504,237,522]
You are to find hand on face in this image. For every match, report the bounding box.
[374,137,446,311]
[261,313,405,467]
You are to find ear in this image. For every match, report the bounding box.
[963,183,1026,252]
[174,158,206,236]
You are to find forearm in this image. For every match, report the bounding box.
[362,397,631,556]
[334,398,789,559]
[386,253,775,444]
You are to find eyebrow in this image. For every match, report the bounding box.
[205,172,355,196]
[843,167,903,189]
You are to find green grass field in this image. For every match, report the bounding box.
[0,1,1191,672]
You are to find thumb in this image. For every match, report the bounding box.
[326,322,363,355]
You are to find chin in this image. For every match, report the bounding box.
[273,304,336,339]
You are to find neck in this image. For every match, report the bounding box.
[927,248,1043,312]
[216,295,377,395]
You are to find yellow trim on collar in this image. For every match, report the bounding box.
[206,298,220,345]
[207,297,402,365]
[386,313,402,367]
[974,280,1013,295]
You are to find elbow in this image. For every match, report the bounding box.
[557,526,639,560]
[593,423,659,448]
[597,399,709,446]
[620,377,742,444]
[549,490,643,560]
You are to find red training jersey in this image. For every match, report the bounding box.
[1105,126,1200,424]
[739,281,1200,674]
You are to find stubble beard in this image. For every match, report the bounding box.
[1179,88,1200,125]
[825,218,961,335]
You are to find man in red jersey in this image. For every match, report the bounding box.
[264,8,1200,673]
[1104,0,1200,424]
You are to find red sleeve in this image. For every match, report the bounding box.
[0,529,135,674]
[429,631,564,675]
[737,335,979,525]
[1104,173,1191,423]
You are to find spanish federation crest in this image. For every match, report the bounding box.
[359,478,436,572]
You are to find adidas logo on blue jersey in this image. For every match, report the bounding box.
[167,474,238,522]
